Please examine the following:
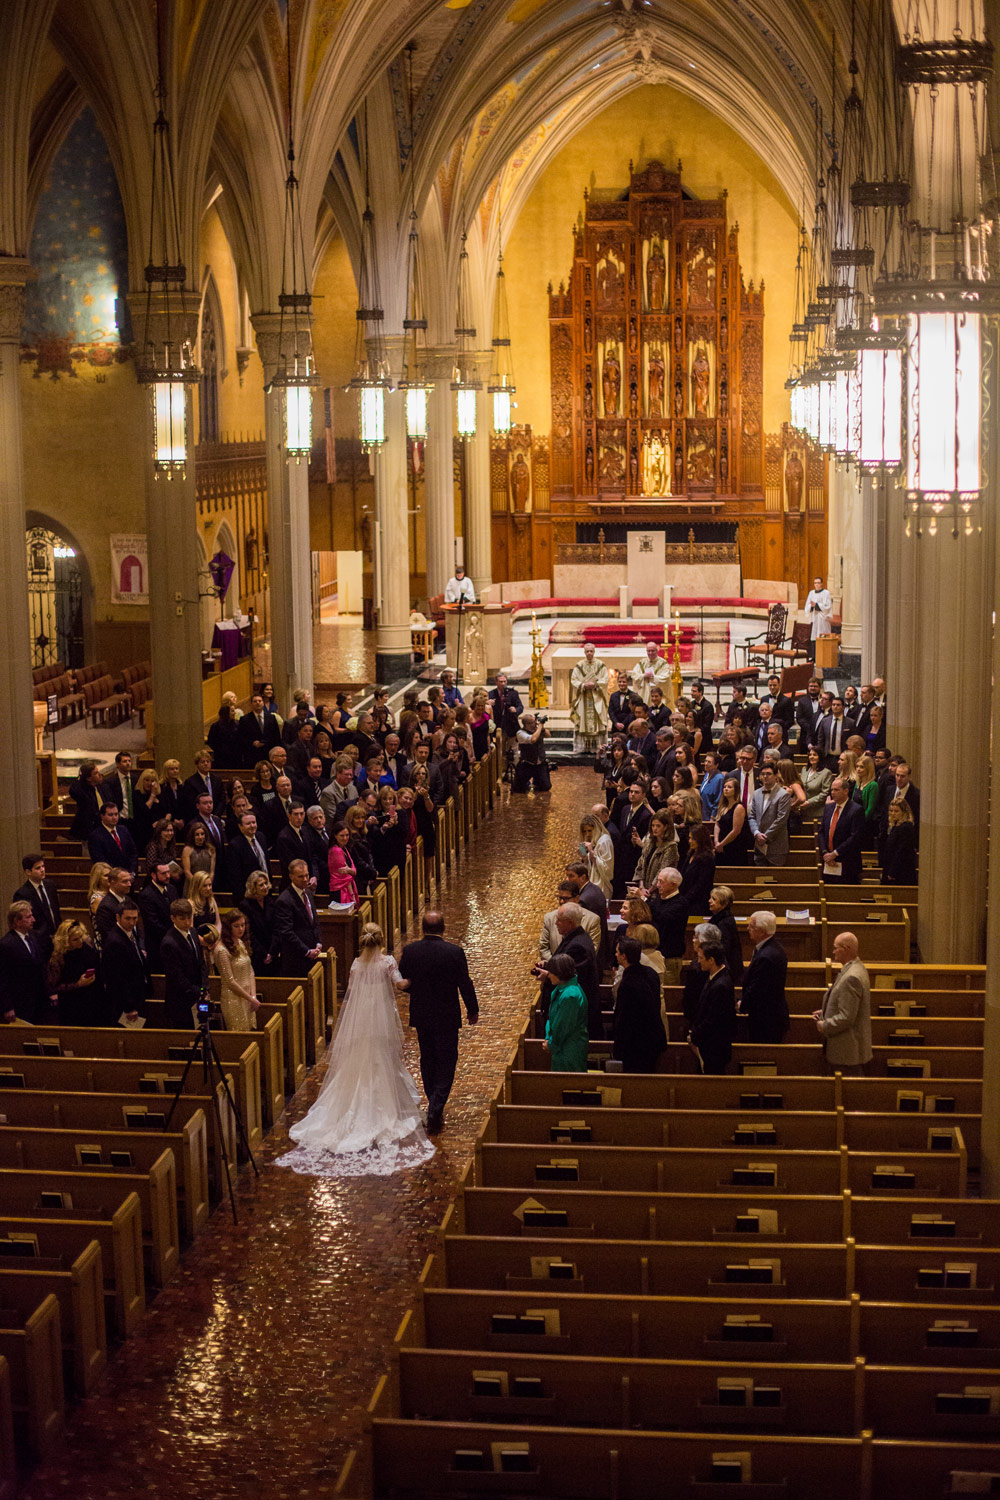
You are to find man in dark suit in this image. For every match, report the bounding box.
[759,674,795,735]
[239,694,281,763]
[286,723,317,780]
[274,802,312,888]
[181,751,226,821]
[227,812,270,896]
[818,777,866,883]
[853,684,877,741]
[762,722,792,763]
[489,673,524,746]
[0,901,54,1023]
[136,864,176,967]
[725,685,758,734]
[564,860,610,970]
[399,910,479,1133]
[292,755,327,808]
[816,698,855,773]
[159,898,210,1028]
[262,775,295,842]
[14,855,62,962]
[688,680,715,749]
[100,902,150,1023]
[651,727,678,784]
[189,792,227,857]
[740,912,789,1041]
[535,903,600,1035]
[304,806,331,897]
[688,940,737,1073]
[613,783,652,896]
[102,750,136,826]
[794,678,825,746]
[380,734,407,789]
[69,760,106,840]
[88,805,139,874]
[752,703,775,761]
[625,717,657,766]
[648,867,690,983]
[94,867,134,946]
[281,701,316,747]
[272,859,322,975]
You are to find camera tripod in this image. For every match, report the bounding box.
[163,1000,259,1223]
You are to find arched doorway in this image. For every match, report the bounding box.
[25,525,84,669]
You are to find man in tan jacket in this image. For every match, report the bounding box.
[539,885,601,962]
[813,931,872,1073]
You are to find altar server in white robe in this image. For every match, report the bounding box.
[570,644,610,752]
[804,577,833,659]
[631,641,672,704]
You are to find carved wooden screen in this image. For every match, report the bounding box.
[548,161,764,503]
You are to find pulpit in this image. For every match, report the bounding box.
[444,604,513,682]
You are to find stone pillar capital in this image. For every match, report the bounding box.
[0,258,35,342]
[423,344,458,382]
[127,290,200,373]
[251,310,314,385]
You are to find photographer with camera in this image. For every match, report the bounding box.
[512,711,552,795]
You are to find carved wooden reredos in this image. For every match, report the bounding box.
[548,160,764,502]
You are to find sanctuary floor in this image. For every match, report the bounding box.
[22,767,591,1500]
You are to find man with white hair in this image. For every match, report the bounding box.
[631,640,672,704]
[740,911,789,1042]
[534,902,600,1036]
[570,642,609,753]
[539,883,601,963]
[648,866,689,984]
[813,931,872,1073]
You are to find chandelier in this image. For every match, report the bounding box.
[452,230,480,439]
[349,104,390,451]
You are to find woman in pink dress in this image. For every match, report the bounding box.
[327,822,359,906]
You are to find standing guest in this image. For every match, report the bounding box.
[612,936,666,1072]
[160,898,211,1028]
[187,871,221,935]
[680,921,721,1038]
[469,692,492,761]
[647,867,689,985]
[563,861,610,965]
[137,862,177,965]
[513,713,552,794]
[371,685,396,732]
[380,733,406,787]
[370,786,406,878]
[735,744,757,812]
[884,761,921,845]
[817,697,852,773]
[679,823,716,915]
[14,855,61,962]
[863,702,886,757]
[207,704,242,766]
[535,905,600,1035]
[131,769,163,851]
[239,872,276,971]
[213,909,260,1030]
[854,754,879,847]
[181,821,216,886]
[0,902,54,1023]
[319,757,360,823]
[240,694,281,762]
[293,756,327,809]
[818,777,865,883]
[713,776,751,865]
[282,700,317,748]
[539,885,602,961]
[647,684,669,731]
[614,781,653,896]
[707,886,744,983]
[688,679,715,751]
[440,669,464,708]
[804,575,833,657]
[47,920,102,1025]
[688,941,736,1074]
[406,768,438,881]
[600,736,631,808]
[156,759,185,826]
[776,758,807,832]
[93,867,134,946]
[88,803,139,873]
[579,812,614,900]
[800,745,833,822]
[250,759,279,822]
[543,953,590,1072]
[226,812,269,894]
[569,643,609,754]
[760,674,795,735]
[188,791,227,857]
[274,802,312,887]
[103,750,136,825]
[273,859,322,976]
[763,720,792,764]
[286,721,317,779]
[304,806,332,896]
[260,682,283,723]
[740,912,789,1042]
[748,763,791,867]
[699,752,724,819]
[607,672,634,736]
[634,810,680,898]
[813,931,872,1073]
[399,911,479,1133]
[100,901,150,1024]
[87,862,113,919]
[794,678,825,745]
[69,760,106,839]
[181,749,226,820]
[882,799,918,885]
[313,729,336,780]
[327,822,360,907]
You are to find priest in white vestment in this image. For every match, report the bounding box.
[630,641,672,704]
[569,643,609,752]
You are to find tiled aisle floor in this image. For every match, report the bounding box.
[23,766,595,1500]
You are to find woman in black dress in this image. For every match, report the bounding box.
[238,871,277,971]
[408,764,438,878]
[713,776,752,866]
[882,799,918,884]
[370,786,407,879]
[679,823,716,916]
[599,736,629,809]
[688,942,737,1074]
[48,920,104,1025]
[469,691,492,762]
[707,885,744,983]
[612,936,667,1072]
[343,803,379,895]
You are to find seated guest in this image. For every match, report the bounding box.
[688,940,736,1074]
[273,859,323,976]
[160,898,210,1028]
[679,823,716,916]
[88,803,139,873]
[69,759,107,839]
[181,820,216,886]
[800,745,833,821]
[0,901,54,1023]
[239,871,277,971]
[818,776,865,883]
[543,953,590,1073]
[882,798,918,885]
[707,885,743,983]
[740,911,789,1042]
[612,936,666,1072]
[14,854,61,962]
[47,919,102,1025]
[212,909,261,1031]
[94,867,134,945]
[647,866,689,985]
[137,862,178,964]
[100,900,150,1024]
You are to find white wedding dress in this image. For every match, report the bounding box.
[276,950,435,1177]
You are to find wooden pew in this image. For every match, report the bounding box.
[859,1298,1000,1368]
[849,1194,1000,1248]
[518,1036,986,1078]
[507,1070,839,1114]
[854,1242,1000,1303]
[0,1242,105,1396]
[0,1355,13,1500]
[871,1437,1000,1494]
[0,1295,64,1461]
[0,1197,145,1339]
[146,982,306,1096]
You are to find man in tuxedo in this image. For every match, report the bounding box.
[817,697,854,773]
[748,763,792,866]
[275,802,312,887]
[100,902,150,1023]
[239,694,281,763]
[88,804,139,874]
[489,673,524,749]
[103,750,136,827]
[688,680,715,749]
[262,775,295,842]
[740,911,789,1042]
[794,678,825,746]
[136,863,176,966]
[725,684,758,734]
[227,812,270,897]
[94,867,134,945]
[648,867,689,984]
[160,898,210,1028]
[853,683,877,740]
[759,674,795,735]
[304,806,332,897]
[292,755,327,808]
[267,745,289,778]
[320,758,359,822]
[534,903,600,1036]
[380,734,407,788]
[606,673,634,737]
[818,777,865,882]
[181,750,226,820]
[351,711,381,766]
[14,855,61,962]
[735,745,757,813]
[0,901,54,1023]
[273,859,322,975]
[398,910,478,1133]
[812,931,872,1073]
[281,701,316,747]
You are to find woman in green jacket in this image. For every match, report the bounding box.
[544,953,590,1072]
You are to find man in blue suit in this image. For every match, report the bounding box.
[818,777,865,883]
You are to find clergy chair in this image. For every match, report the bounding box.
[739,602,788,672]
[771,619,812,668]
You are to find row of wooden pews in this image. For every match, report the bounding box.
[335,903,1000,1493]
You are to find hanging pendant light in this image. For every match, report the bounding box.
[398,43,432,442]
[348,105,390,452]
[488,204,516,434]
[452,230,481,439]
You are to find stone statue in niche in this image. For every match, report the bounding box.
[648,348,665,417]
[602,349,621,416]
[646,236,666,310]
[687,238,716,306]
[785,450,804,511]
[691,342,710,417]
[598,442,625,488]
[629,379,638,419]
[629,444,639,491]
[597,248,624,305]
[720,443,729,488]
[510,451,531,512]
[642,432,670,496]
[674,440,684,492]
[584,307,593,353]
[674,379,683,418]
[583,376,593,420]
[585,442,595,489]
[629,315,638,354]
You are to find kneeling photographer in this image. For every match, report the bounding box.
[512,711,552,794]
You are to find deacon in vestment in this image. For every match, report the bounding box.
[804,576,833,660]
[630,641,672,704]
[569,644,609,753]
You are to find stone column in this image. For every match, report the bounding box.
[424,349,456,600]
[464,352,494,597]
[129,294,207,768]
[859,472,889,684]
[0,260,40,888]
[251,313,314,708]
[827,463,863,656]
[374,343,413,683]
[884,496,920,769]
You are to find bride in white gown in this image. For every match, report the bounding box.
[277,923,435,1177]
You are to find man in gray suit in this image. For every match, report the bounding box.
[747,763,791,867]
[812,931,872,1073]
